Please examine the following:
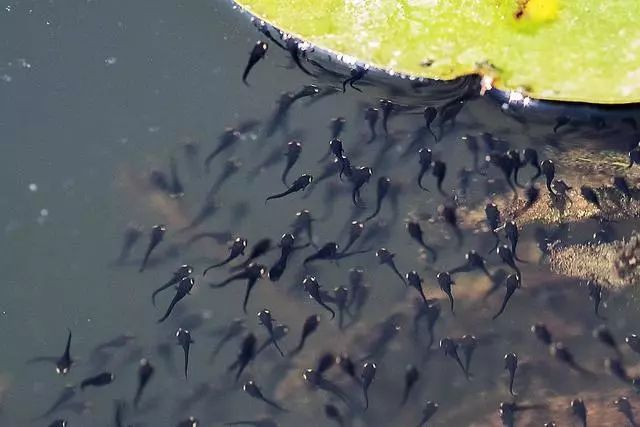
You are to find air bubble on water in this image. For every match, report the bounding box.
[105,56,117,65]
[17,58,31,69]
[37,209,49,225]
[28,183,38,192]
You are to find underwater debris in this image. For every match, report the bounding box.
[549,232,640,288]
[462,148,640,228]
[613,232,640,285]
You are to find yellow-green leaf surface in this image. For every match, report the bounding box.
[235,0,640,104]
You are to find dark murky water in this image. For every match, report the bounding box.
[3,1,640,426]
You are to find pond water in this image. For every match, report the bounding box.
[2,1,640,426]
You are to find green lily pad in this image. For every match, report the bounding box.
[235,0,640,104]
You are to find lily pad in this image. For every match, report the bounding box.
[235,0,640,104]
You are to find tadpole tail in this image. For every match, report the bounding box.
[203,256,232,276]
[263,397,288,412]
[139,247,153,273]
[271,334,285,357]
[389,263,407,287]
[449,264,469,275]
[151,281,174,306]
[400,387,410,407]
[209,275,241,288]
[265,188,294,203]
[492,298,510,320]
[183,348,189,380]
[242,280,257,314]
[289,338,305,357]
[447,292,455,315]
[157,298,178,323]
[417,170,430,192]
[420,242,438,263]
[204,149,223,173]
[320,301,336,320]
[488,234,500,254]
[363,388,369,410]
[364,204,382,222]
[454,354,468,379]
[290,50,315,77]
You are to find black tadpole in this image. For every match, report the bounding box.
[614,397,636,426]
[380,98,394,135]
[365,107,379,144]
[587,280,605,319]
[570,399,588,427]
[243,380,287,412]
[406,221,437,262]
[401,364,420,406]
[531,323,553,345]
[432,160,447,196]
[242,41,268,85]
[228,333,257,382]
[522,148,541,183]
[361,362,377,410]
[133,358,155,408]
[139,224,167,273]
[406,270,428,306]
[342,66,367,92]
[485,202,502,254]
[364,176,391,221]
[203,238,247,276]
[265,174,313,202]
[417,148,432,191]
[540,159,555,194]
[290,315,320,356]
[593,325,622,359]
[176,328,193,380]
[285,38,314,76]
[437,272,455,315]
[415,401,439,427]
[493,274,520,320]
[550,342,594,376]
[341,221,364,254]
[330,117,346,139]
[152,264,193,306]
[580,185,601,209]
[504,353,518,396]
[157,277,194,323]
[282,140,302,186]
[376,248,406,287]
[349,166,372,207]
[440,338,467,379]
[438,204,463,248]
[450,250,492,279]
[116,225,142,265]
[303,276,336,319]
[257,309,284,357]
[497,245,522,278]
[268,233,299,281]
